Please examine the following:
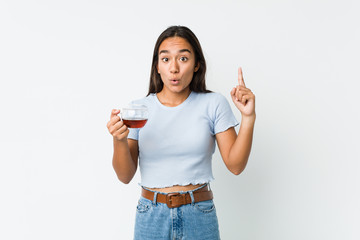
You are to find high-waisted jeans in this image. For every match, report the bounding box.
[134,185,220,240]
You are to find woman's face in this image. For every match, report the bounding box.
[157,37,199,95]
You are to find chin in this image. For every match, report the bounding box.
[173,88,189,94]
[166,86,187,93]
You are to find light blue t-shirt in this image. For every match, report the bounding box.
[128,91,239,188]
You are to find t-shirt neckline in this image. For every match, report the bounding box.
[154,91,195,109]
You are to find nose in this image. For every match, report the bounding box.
[170,60,179,73]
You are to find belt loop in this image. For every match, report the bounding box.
[189,191,195,205]
[153,192,158,206]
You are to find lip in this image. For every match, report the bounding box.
[169,79,180,85]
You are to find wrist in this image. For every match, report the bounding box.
[241,113,256,124]
[113,137,128,145]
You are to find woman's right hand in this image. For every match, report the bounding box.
[107,109,129,142]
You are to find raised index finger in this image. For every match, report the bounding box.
[238,67,246,87]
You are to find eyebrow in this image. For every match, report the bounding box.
[159,49,192,55]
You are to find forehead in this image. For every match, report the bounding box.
[158,37,194,53]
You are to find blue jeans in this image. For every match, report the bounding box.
[134,185,220,240]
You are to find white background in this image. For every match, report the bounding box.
[1,0,359,239]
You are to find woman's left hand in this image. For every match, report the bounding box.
[230,67,256,117]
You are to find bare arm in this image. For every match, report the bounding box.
[216,116,255,175]
[107,109,139,184]
[112,138,139,184]
[216,67,256,175]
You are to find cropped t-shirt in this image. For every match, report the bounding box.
[128,91,239,188]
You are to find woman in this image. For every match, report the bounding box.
[107,26,255,240]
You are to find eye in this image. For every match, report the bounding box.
[161,58,169,62]
[180,57,188,62]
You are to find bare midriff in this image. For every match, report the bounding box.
[148,184,204,193]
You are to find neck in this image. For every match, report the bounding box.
[157,89,191,107]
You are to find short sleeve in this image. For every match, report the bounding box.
[128,127,139,140]
[212,94,239,135]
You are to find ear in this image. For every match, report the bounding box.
[156,64,160,74]
[194,62,200,72]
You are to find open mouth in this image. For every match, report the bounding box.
[170,79,180,84]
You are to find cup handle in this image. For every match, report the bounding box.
[119,110,123,121]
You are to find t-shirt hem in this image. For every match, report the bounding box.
[138,178,214,189]
[214,122,240,135]
[127,136,138,140]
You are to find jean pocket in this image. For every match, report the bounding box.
[136,198,152,213]
[194,200,215,213]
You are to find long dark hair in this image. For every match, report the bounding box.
[147,26,211,95]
